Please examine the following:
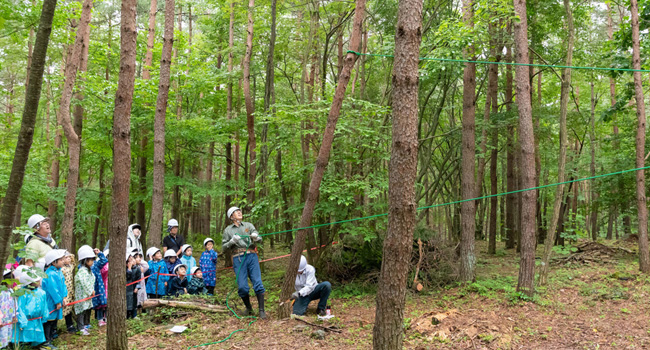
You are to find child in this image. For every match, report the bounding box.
[0,269,16,348]
[61,252,77,334]
[199,238,218,295]
[75,245,97,336]
[179,244,196,282]
[126,252,141,319]
[146,248,169,298]
[187,267,208,295]
[91,249,108,327]
[167,264,188,297]
[14,267,49,348]
[101,249,109,306]
[134,250,149,311]
[164,249,180,275]
[41,249,69,347]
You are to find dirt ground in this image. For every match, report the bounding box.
[55,240,650,350]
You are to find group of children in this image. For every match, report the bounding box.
[0,235,221,349]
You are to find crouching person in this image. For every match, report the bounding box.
[291,255,331,316]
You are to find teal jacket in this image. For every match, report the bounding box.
[42,265,67,321]
[180,255,196,282]
[14,286,49,346]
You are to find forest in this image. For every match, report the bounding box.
[2,0,650,348]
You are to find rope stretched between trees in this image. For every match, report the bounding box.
[346,50,650,73]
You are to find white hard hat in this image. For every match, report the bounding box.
[13,265,27,279]
[3,269,11,277]
[19,267,42,285]
[44,249,67,266]
[180,244,192,253]
[298,255,307,272]
[167,219,179,227]
[146,247,160,259]
[27,214,47,229]
[164,249,177,258]
[35,258,46,271]
[77,245,96,261]
[190,266,201,275]
[23,234,31,244]
[227,207,240,219]
[126,251,134,261]
[173,264,187,274]
[203,238,215,246]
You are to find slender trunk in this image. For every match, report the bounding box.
[0,0,57,274]
[143,0,157,80]
[513,0,537,296]
[59,0,93,251]
[150,0,176,247]
[630,0,650,273]
[589,80,598,241]
[459,0,476,282]
[505,26,516,250]
[539,0,573,286]
[243,0,256,204]
[224,0,235,221]
[372,0,422,347]
[487,27,500,255]
[277,0,366,319]
[92,161,105,248]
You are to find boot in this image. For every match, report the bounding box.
[257,293,267,319]
[241,295,253,316]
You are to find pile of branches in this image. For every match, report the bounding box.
[552,241,634,265]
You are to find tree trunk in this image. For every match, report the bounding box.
[513,0,537,297]
[630,0,650,273]
[277,0,365,319]
[589,80,598,241]
[243,0,256,205]
[505,26,516,250]
[224,0,235,220]
[106,0,137,348]
[538,0,573,286]
[607,3,618,241]
[0,0,57,274]
[143,0,157,80]
[150,0,176,248]
[92,161,105,248]
[459,0,476,282]
[487,26,500,255]
[48,103,62,233]
[372,0,422,348]
[59,0,93,251]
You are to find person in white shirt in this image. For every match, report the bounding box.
[290,255,331,316]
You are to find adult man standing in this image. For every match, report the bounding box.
[222,206,267,319]
[291,255,332,316]
[163,219,185,257]
[24,214,58,266]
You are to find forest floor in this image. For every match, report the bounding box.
[54,239,650,350]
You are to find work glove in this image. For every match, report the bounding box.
[291,291,300,300]
[231,235,242,244]
[250,232,260,241]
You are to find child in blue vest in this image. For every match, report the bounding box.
[41,249,69,347]
[199,238,218,295]
[179,244,196,282]
[14,267,49,348]
[164,249,180,276]
[146,248,169,298]
[91,250,108,327]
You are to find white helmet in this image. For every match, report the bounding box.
[190,266,201,275]
[19,267,42,285]
[77,245,96,261]
[298,255,307,272]
[180,244,192,254]
[35,258,46,271]
[227,207,240,219]
[146,247,160,259]
[126,251,134,261]
[164,249,177,258]
[168,218,179,227]
[27,214,47,229]
[173,264,187,274]
[203,238,215,247]
[3,269,11,277]
[44,249,67,266]
[13,265,27,279]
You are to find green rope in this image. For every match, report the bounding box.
[260,165,650,237]
[346,50,650,73]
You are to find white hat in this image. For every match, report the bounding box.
[298,255,307,272]
[164,249,177,258]
[77,245,96,261]
[3,269,11,277]
[203,238,215,246]
[190,266,201,275]
[167,219,179,227]
[146,247,160,259]
[19,267,42,285]
[44,249,67,266]
[27,214,47,229]
[126,251,134,261]
[173,264,187,274]
[13,265,27,280]
[181,244,192,254]
[227,207,240,219]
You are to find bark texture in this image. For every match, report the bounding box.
[372,0,423,347]
[243,0,256,204]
